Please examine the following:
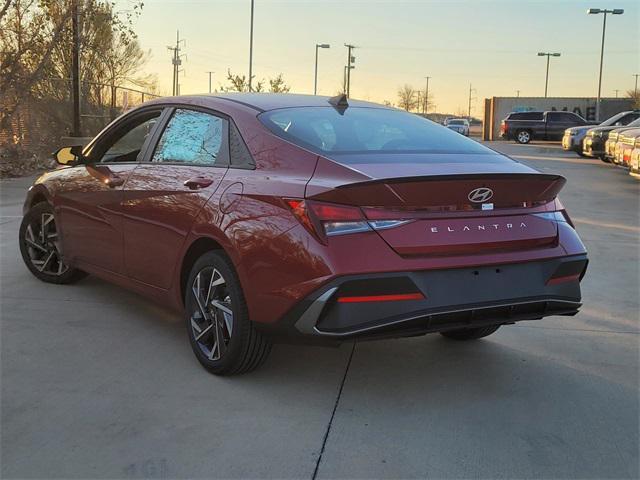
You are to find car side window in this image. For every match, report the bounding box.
[152,109,228,166]
[549,112,581,123]
[91,113,161,163]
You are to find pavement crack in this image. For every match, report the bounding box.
[312,341,356,480]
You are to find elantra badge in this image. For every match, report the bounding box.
[468,187,493,203]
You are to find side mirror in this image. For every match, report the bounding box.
[53,145,83,165]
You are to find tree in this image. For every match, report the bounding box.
[268,74,290,93]
[222,70,290,93]
[0,0,149,150]
[455,107,468,118]
[397,85,417,111]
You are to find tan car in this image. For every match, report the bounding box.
[605,127,638,162]
[629,137,640,179]
[614,129,640,166]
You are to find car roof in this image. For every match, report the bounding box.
[154,93,390,113]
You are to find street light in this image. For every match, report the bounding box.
[588,7,624,121]
[314,44,330,95]
[537,52,561,97]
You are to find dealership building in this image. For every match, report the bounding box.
[482,97,635,141]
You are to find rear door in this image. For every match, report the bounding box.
[56,108,164,273]
[122,107,229,289]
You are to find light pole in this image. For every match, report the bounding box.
[248,0,255,92]
[588,8,624,121]
[537,52,561,97]
[423,76,431,114]
[206,71,214,93]
[633,74,639,99]
[314,44,330,95]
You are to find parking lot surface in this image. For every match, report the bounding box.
[1,142,638,479]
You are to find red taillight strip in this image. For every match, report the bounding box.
[546,273,581,285]
[337,293,425,303]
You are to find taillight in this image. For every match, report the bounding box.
[285,199,413,242]
[285,199,371,242]
[501,121,508,133]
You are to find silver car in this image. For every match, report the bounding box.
[444,118,470,136]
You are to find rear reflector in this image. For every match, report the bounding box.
[546,259,588,285]
[337,293,425,303]
[546,273,581,285]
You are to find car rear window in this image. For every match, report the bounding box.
[508,112,544,120]
[259,106,489,157]
[447,120,466,125]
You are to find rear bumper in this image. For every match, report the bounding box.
[264,255,587,343]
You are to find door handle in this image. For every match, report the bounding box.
[184,177,214,190]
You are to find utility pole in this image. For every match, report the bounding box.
[71,0,81,136]
[516,90,521,98]
[345,44,355,97]
[248,0,255,92]
[168,30,185,96]
[206,71,214,93]
[633,74,639,99]
[614,89,620,98]
[424,76,431,114]
[468,83,476,120]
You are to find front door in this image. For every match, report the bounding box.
[56,109,164,273]
[546,112,583,139]
[122,107,229,289]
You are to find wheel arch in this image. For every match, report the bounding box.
[23,185,52,214]
[179,236,229,307]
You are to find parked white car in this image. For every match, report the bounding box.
[444,118,470,136]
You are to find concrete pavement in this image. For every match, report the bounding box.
[1,143,638,478]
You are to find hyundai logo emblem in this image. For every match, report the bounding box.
[468,187,494,203]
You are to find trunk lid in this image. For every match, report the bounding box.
[306,153,565,256]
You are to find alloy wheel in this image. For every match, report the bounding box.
[190,267,234,361]
[23,212,68,276]
[517,131,530,143]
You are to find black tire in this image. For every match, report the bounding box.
[19,202,87,284]
[440,325,501,340]
[577,151,589,158]
[600,155,611,163]
[515,130,531,144]
[185,250,271,375]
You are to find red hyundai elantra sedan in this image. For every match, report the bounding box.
[19,93,588,375]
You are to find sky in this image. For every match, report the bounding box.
[117,0,640,114]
